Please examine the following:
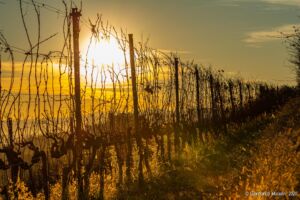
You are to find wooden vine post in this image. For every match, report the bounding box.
[174,57,180,153]
[228,80,235,118]
[195,65,201,128]
[71,7,84,199]
[239,81,243,109]
[209,73,216,125]
[128,34,144,186]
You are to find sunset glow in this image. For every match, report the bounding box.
[84,36,126,66]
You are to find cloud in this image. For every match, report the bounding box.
[243,24,298,47]
[260,0,300,7]
[158,49,191,55]
[216,0,241,7]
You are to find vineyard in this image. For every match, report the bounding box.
[0,1,299,200]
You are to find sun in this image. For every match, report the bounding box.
[83,35,126,66]
[81,35,128,85]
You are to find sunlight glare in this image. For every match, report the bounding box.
[85,36,126,66]
[81,35,129,85]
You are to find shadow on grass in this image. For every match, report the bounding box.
[114,96,300,200]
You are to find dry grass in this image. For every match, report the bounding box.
[2,97,300,200]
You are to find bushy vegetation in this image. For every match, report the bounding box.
[285,25,300,88]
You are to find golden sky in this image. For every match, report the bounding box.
[0,0,299,85]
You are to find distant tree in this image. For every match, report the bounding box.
[284,25,300,88]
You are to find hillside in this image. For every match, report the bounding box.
[119,96,300,200]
